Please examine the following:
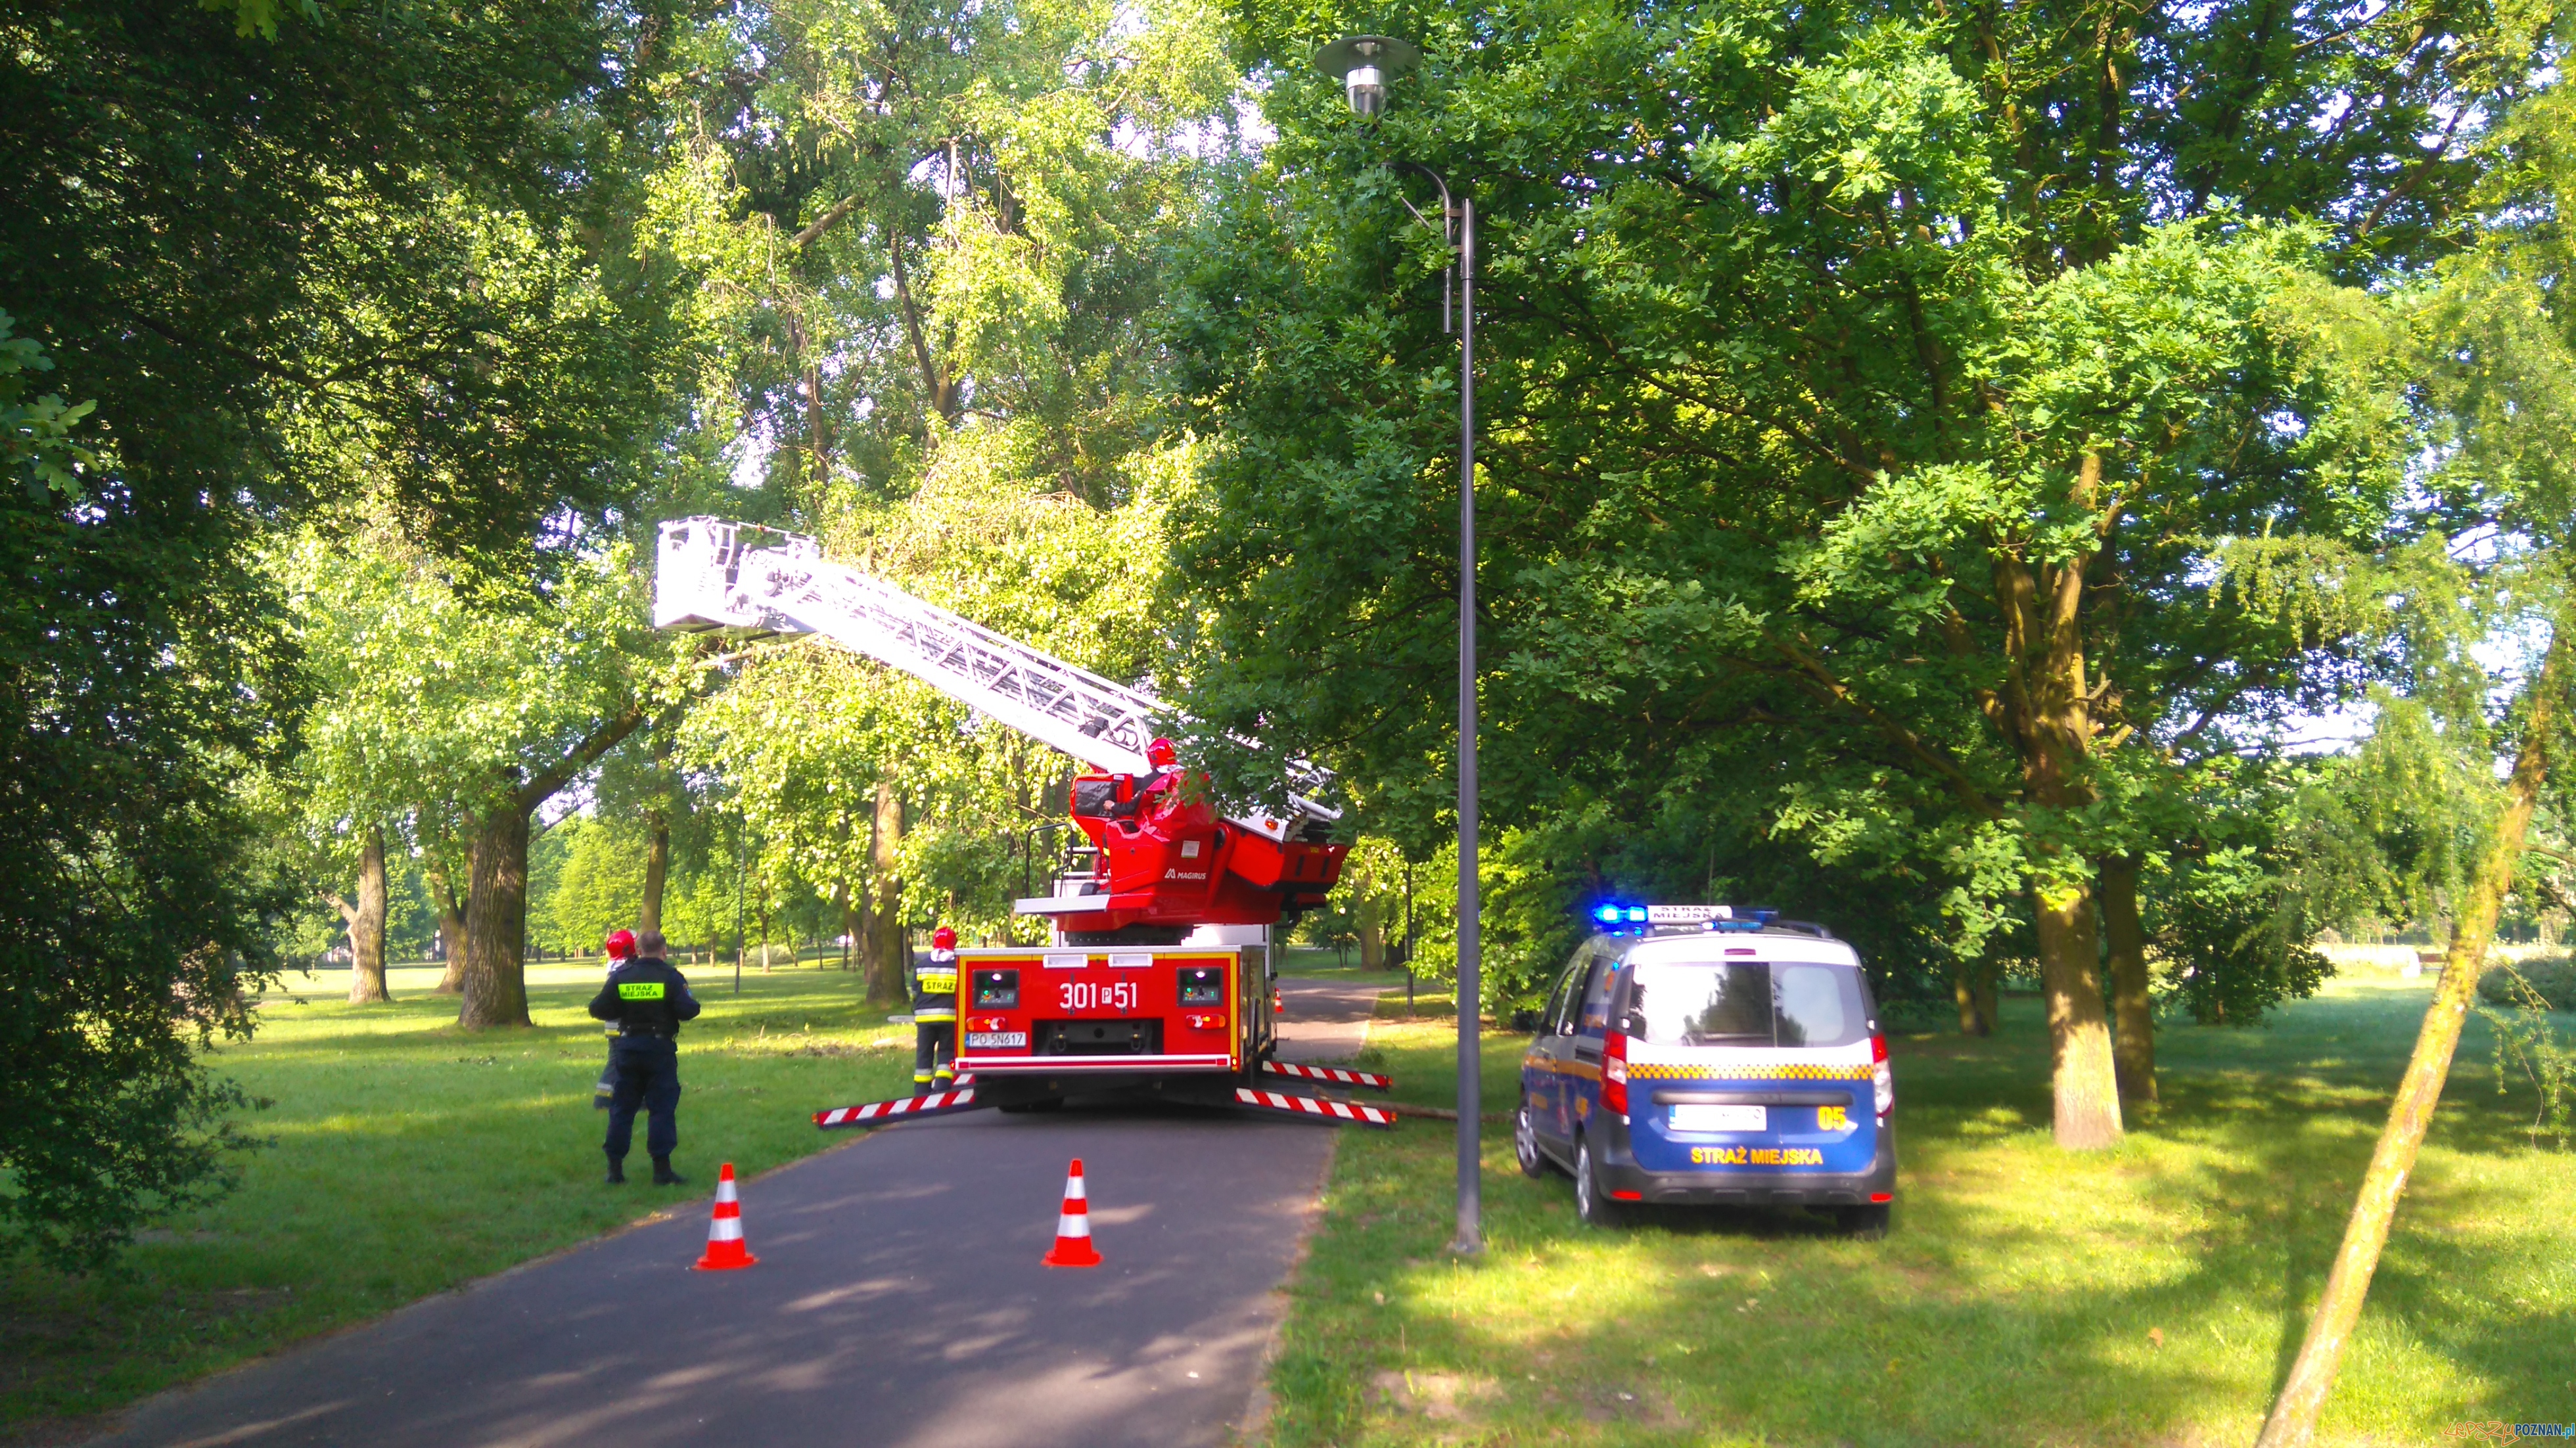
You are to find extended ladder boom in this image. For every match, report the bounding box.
[653,517,1338,838]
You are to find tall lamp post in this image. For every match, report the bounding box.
[1314,34,1482,1256]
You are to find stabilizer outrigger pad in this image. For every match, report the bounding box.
[1233,1087,1396,1128]
[814,1088,988,1129]
[1260,1060,1392,1091]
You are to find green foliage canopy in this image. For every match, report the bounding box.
[1162,0,2529,1028]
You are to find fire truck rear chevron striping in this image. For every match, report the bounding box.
[656,517,1392,1125]
[1260,1060,1392,1091]
[815,1089,982,1129]
[1232,1089,1396,1127]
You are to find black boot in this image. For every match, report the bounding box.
[652,1156,685,1187]
[604,1154,626,1185]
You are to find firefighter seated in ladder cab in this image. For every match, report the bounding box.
[1105,736,1183,821]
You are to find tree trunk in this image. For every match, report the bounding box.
[1358,897,1385,970]
[1951,957,1995,1035]
[863,779,906,1001]
[429,861,468,993]
[638,718,676,936]
[455,708,646,1031]
[1994,462,2125,1150]
[458,802,533,1029]
[836,878,857,970]
[640,811,670,935]
[2033,875,2124,1148]
[2100,856,2156,1103]
[346,825,392,1004]
[2257,618,2570,1448]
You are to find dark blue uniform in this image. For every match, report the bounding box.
[587,956,702,1179]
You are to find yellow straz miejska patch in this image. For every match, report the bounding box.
[617,981,667,1001]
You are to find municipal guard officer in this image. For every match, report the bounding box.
[587,927,702,1185]
[912,926,960,1095]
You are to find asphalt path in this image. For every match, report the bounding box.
[87,978,1384,1448]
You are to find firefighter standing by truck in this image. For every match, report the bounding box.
[913,926,960,1094]
[588,928,702,1185]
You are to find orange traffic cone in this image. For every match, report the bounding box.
[1041,1158,1102,1268]
[693,1162,758,1271]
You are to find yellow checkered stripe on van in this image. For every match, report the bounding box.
[1624,1062,1872,1080]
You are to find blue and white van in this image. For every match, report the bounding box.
[1515,905,1895,1235]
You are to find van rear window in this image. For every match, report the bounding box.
[1617,960,1868,1049]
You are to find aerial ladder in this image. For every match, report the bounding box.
[654,517,1392,1126]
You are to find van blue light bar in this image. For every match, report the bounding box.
[1592,903,1753,928]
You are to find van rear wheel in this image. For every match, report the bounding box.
[1574,1137,1624,1227]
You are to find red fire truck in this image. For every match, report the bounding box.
[655,517,1392,1128]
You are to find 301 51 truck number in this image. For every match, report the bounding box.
[1058,980,1139,1013]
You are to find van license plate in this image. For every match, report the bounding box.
[1669,1104,1765,1132]
[965,1031,1027,1048]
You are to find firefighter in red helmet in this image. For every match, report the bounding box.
[911,925,961,1094]
[1107,736,1182,821]
[587,931,639,1114]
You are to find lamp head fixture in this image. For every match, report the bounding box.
[1313,34,1421,118]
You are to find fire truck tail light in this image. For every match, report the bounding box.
[1182,1012,1226,1031]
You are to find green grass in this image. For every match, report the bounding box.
[1265,978,2576,1447]
[11,966,2564,1447]
[1277,945,1418,982]
[0,962,915,1443]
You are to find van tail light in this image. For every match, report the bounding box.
[1871,1033,1893,1119]
[1602,1031,1630,1118]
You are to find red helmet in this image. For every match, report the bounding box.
[603,929,637,959]
[932,926,957,949]
[1146,736,1177,768]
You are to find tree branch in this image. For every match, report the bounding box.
[888,235,958,422]
[1766,631,2006,821]
[791,195,860,250]
[514,706,649,815]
